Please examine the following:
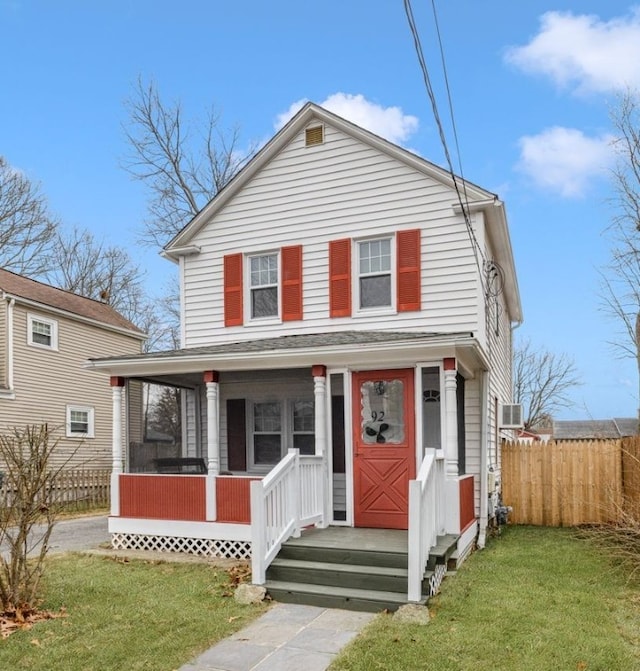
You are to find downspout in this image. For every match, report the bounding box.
[5,295,15,390]
[477,369,489,548]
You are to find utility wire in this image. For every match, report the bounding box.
[403,0,490,289]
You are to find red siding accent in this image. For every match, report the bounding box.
[119,475,206,521]
[397,229,421,312]
[203,370,219,384]
[281,245,303,321]
[443,357,456,371]
[215,476,260,523]
[329,239,351,318]
[459,475,476,532]
[223,253,243,327]
[110,376,125,387]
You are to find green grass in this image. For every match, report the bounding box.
[0,554,268,670]
[331,526,640,671]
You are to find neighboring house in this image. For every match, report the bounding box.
[552,418,637,440]
[0,269,145,469]
[87,103,523,606]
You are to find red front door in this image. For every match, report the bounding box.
[352,369,415,529]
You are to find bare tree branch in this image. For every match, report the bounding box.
[601,88,640,420]
[0,156,57,276]
[122,77,255,249]
[513,338,582,429]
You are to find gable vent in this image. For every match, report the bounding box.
[305,125,324,147]
[500,404,524,429]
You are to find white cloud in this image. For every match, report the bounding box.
[275,93,419,146]
[516,126,614,197]
[505,8,640,94]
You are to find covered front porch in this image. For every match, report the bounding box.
[92,331,486,603]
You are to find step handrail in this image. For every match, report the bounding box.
[251,448,324,584]
[407,447,446,602]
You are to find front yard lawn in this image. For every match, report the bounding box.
[0,554,268,670]
[331,526,640,671]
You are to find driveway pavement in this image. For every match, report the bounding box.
[0,513,109,556]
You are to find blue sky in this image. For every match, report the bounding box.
[1,1,639,420]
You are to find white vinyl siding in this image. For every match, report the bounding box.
[181,123,480,347]
[1,302,142,469]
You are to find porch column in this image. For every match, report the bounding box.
[443,358,459,479]
[312,365,330,528]
[204,371,220,475]
[312,365,328,456]
[110,376,125,517]
[443,358,461,535]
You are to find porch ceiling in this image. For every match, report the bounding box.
[85,330,489,380]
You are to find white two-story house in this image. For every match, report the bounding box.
[88,103,522,609]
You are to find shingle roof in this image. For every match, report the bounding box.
[552,418,637,439]
[0,268,144,335]
[91,330,472,363]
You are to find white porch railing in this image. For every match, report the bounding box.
[407,448,446,602]
[250,449,325,584]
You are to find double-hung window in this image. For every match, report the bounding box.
[66,405,95,438]
[249,253,278,319]
[249,398,315,469]
[252,401,282,465]
[292,400,315,455]
[28,314,58,350]
[358,237,392,309]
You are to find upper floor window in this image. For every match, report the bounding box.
[249,253,279,319]
[358,237,393,309]
[66,405,95,438]
[28,314,58,350]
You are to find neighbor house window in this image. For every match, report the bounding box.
[66,405,95,438]
[358,237,392,309]
[249,253,278,319]
[28,314,58,350]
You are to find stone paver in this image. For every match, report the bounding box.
[179,603,375,671]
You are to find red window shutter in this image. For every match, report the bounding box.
[397,229,421,312]
[281,245,303,321]
[223,253,243,326]
[226,399,247,471]
[329,239,351,318]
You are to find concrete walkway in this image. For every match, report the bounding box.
[179,603,375,671]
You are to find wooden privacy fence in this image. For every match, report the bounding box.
[0,469,111,512]
[502,438,640,526]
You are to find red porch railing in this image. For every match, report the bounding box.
[459,474,476,532]
[119,475,206,521]
[216,476,260,523]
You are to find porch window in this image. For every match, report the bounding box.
[253,401,282,465]
[357,237,392,309]
[248,397,315,470]
[292,400,315,454]
[249,253,278,319]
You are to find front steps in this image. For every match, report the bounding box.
[265,527,458,612]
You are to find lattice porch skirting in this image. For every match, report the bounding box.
[111,533,252,560]
[427,563,447,596]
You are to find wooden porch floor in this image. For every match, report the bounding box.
[286,526,409,553]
